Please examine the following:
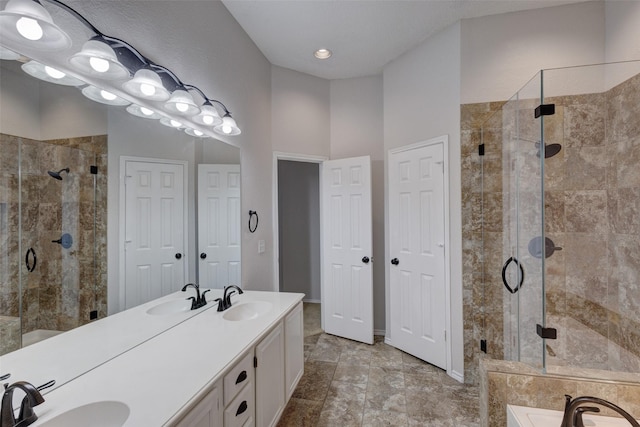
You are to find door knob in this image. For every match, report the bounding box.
[175,253,182,260]
[362,256,370,264]
[391,258,399,265]
[200,252,207,259]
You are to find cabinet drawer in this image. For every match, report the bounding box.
[224,351,254,406]
[224,380,254,427]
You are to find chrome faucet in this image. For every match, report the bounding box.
[214,285,244,312]
[181,283,210,310]
[561,395,640,427]
[1,381,44,427]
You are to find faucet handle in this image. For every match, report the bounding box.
[574,406,600,427]
[214,298,225,312]
[200,290,211,306]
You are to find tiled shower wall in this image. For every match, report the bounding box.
[0,133,107,355]
[462,72,640,384]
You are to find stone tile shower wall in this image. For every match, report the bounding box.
[461,72,640,384]
[0,133,107,355]
[461,101,505,384]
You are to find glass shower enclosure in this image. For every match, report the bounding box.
[0,134,102,355]
[480,60,640,374]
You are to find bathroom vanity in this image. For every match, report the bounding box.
[1,290,304,426]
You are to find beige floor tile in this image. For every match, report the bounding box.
[362,408,409,426]
[277,398,324,427]
[280,303,480,427]
[292,360,336,401]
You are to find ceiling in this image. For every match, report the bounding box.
[221,0,588,80]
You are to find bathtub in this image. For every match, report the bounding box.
[508,404,639,427]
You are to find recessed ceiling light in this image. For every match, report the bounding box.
[314,48,332,59]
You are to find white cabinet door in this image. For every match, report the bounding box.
[255,323,285,427]
[176,385,222,427]
[284,302,304,400]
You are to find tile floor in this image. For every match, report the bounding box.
[277,303,480,426]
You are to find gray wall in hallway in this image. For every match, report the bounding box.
[278,160,321,301]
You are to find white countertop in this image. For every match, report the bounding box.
[0,289,219,393]
[4,290,303,426]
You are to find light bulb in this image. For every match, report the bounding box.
[176,102,189,113]
[89,56,110,73]
[44,66,65,79]
[140,107,154,116]
[16,17,43,41]
[140,83,155,96]
[203,115,214,125]
[193,129,203,136]
[100,90,117,101]
[170,119,182,128]
[222,125,232,134]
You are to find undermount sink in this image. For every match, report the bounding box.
[146,298,192,315]
[39,401,130,426]
[223,301,272,321]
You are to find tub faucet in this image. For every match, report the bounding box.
[215,285,244,312]
[181,283,210,310]
[561,395,640,427]
[1,381,44,427]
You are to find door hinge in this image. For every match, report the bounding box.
[254,356,258,368]
[534,103,556,118]
[444,330,447,341]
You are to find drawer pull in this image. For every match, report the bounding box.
[235,370,247,385]
[236,400,248,416]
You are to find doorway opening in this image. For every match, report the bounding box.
[276,159,321,301]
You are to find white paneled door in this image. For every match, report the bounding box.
[389,138,448,369]
[197,164,241,289]
[124,159,187,309]
[321,156,373,345]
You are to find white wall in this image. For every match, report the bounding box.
[330,75,385,331]
[606,0,640,63]
[383,21,463,379]
[271,66,330,157]
[605,1,640,88]
[0,63,106,141]
[461,1,605,104]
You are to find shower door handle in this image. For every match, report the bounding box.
[501,256,524,294]
[25,248,37,272]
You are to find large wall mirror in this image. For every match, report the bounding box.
[0,57,241,377]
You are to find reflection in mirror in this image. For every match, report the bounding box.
[0,57,241,391]
[0,59,108,356]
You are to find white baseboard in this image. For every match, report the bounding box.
[374,329,386,336]
[449,369,464,383]
[302,299,321,303]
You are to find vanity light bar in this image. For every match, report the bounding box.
[0,0,241,136]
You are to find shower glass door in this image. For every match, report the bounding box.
[496,73,545,369]
[0,135,98,355]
